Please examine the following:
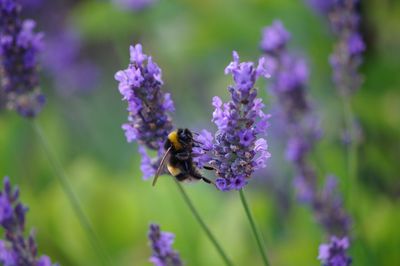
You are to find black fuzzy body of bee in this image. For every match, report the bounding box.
[152,128,213,186]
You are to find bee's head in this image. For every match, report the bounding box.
[177,128,193,145]
[167,128,193,150]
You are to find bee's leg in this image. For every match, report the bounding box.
[203,166,215,171]
[175,173,188,181]
[201,177,214,184]
[191,172,214,185]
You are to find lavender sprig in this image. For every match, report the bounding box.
[307,0,365,96]
[318,236,352,266]
[193,51,272,265]
[0,0,45,118]
[198,51,270,191]
[148,224,183,266]
[261,21,351,264]
[42,28,100,96]
[307,0,364,207]
[115,43,174,179]
[0,176,57,266]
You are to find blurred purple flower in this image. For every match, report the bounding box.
[20,0,43,9]
[314,175,351,236]
[148,224,183,266]
[285,136,309,163]
[307,0,336,13]
[318,236,352,266]
[261,22,311,122]
[261,21,351,263]
[307,0,364,95]
[260,20,291,53]
[42,28,100,96]
[198,51,271,191]
[261,21,319,194]
[138,145,159,180]
[0,240,16,266]
[0,177,57,266]
[0,0,45,117]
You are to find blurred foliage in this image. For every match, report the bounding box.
[1,0,400,265]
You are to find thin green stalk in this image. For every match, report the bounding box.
[341,97,358,208]
[341,99,377,263]
[174,181,233,266]
[32,120,113,266]
[239,189,270,266]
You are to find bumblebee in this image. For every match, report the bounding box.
[152,128,214,186]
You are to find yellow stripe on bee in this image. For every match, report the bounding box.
[167,164,181,176]
[168,131,183,150]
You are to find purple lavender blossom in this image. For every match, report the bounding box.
[261,21,351,263]
[261,23,311,122]
[314,175,351,236]
[115,43,174,179]
[42,28,100,96]
[112,0,157,11]
[19,0,43,9]
[192,129,213,169]
[260,20,291,53]
[199,51,271,191]
[318,236,352,266]
[307,0,336,14]
[138,145,158,180]
[0,177,57,266]
[260,21,321,201]
[0,0,45,118]
[148,224,183,266]
[307,0,365,95]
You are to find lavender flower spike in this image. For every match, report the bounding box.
[318,236,352,266]
[206,51,271,191]
[115,43,174,179]
[307,0,365,96]
[148,224,183,266]
[0,0,45,117]
[0,176,57,266]
[261,21,351,265]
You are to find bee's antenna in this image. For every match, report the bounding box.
[152,146,172,187]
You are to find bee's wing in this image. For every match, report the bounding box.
[152,146,172,187]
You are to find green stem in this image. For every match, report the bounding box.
[32,121,113,266]
[174,181,233,266]
[239,189,270,266]
[341,98,358,208]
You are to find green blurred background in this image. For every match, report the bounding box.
[1,0,400,265]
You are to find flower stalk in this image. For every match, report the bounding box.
[239,189,270,266]
[32,120,112,266]
[175,181,233,266]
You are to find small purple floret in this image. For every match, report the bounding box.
[148,224,183,266]
[0,177,57,266]
[318,236,352,266]
[0,0,45,117]
[260,20,291,53]
[307,0,365,95]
